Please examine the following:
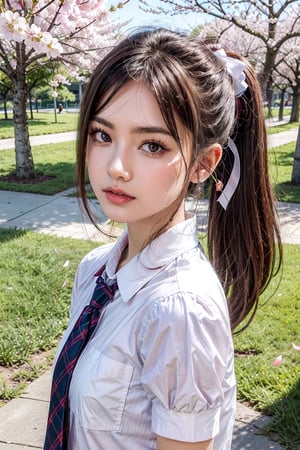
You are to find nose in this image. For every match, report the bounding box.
[107,147,131,181]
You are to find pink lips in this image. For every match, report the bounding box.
[103,188,135,205]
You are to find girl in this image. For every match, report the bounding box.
[44,28,282,450]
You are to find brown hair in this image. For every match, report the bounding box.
[77,28,282,332]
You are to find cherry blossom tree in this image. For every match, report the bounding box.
[273,37,300,123]
[0,72,13,120]
[195,19,300,182]
[0,0,114,178]
[195,19,266,72]
[138,0,300,109]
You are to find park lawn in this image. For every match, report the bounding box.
[268,141,300,203]
[0,227,299,449]
[0,111,79,139]
[233,242,300,448]
[0,141,77,194]
[268,121,299,134]
[0,229,97,400]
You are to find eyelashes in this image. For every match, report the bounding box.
[88,126,111,143]
[88,125,170,156]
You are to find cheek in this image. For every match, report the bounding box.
[86,147,103,177]
[165,155,187,186]
[146,155,186,195]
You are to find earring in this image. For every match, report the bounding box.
[211,173,224,192]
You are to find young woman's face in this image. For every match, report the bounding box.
[86,81,196,235]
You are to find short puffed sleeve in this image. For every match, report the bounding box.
[139,292,233,443]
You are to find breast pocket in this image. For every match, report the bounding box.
[78,352,134,431]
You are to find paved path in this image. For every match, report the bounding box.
[0,131,77,151]
[1,189,300,244]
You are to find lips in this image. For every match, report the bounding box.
[103,187,135,204]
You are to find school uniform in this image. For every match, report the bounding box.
[54,215,236,449]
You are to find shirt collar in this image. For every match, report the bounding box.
[105,215,199,303]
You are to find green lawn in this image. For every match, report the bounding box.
[233,243,300,448]
[0,141,77,194]
[267,121,300,134]
[268,141,300,203]
[0,112,79,138]
[0,229,96,401]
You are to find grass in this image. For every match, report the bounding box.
[0,227,299,448]
[267,121,299,135]
[0,111,79,138]
[233,243,300,449]
[0,228,97,403]
[0,141,77,194]
[269,142,300,203]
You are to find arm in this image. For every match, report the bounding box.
[157,435,213,450]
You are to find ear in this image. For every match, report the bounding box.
[189,143,222,184]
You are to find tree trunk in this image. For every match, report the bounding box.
[263,22,277,116]
[292,126,300,185]
[3,100,8,120]
[29,95,34,119]
[290,83,300,123]
[278,87,286,121]
[13,42,35,179]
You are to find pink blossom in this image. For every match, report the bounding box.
[292,343,300,352]
[272,355,283,367]
[0,11,28,42]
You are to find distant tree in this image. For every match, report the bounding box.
[0,0,114,178]
[138,0,300,109]
[0,72,13,120]
[27,64,54,118]
[273,37,300,123]
[292,126,300,185]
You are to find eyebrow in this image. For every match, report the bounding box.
[91,116,172,137]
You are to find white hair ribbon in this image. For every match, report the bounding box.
[217,137,241,210]
[214,49,248,97]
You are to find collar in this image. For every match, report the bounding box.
[105,215,199,303]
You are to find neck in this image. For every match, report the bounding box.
[117,202,186,270]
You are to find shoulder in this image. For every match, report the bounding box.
[138,245,231,351]
[144,245,228,321]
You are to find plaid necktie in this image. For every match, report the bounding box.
[44,266,118,450]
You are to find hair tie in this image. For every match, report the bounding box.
[217,137,241,210]
[214,49,248,97]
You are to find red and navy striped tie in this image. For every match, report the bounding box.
[44,267,118,450]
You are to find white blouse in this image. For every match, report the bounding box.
[54,216,236,449]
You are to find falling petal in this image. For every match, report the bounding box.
[272,355,282,367]
[55,248,62,254]
[63,260,69,268]
[61,280,67,288]
[292,343,300,352]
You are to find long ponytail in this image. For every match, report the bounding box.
[208,53,283,333]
